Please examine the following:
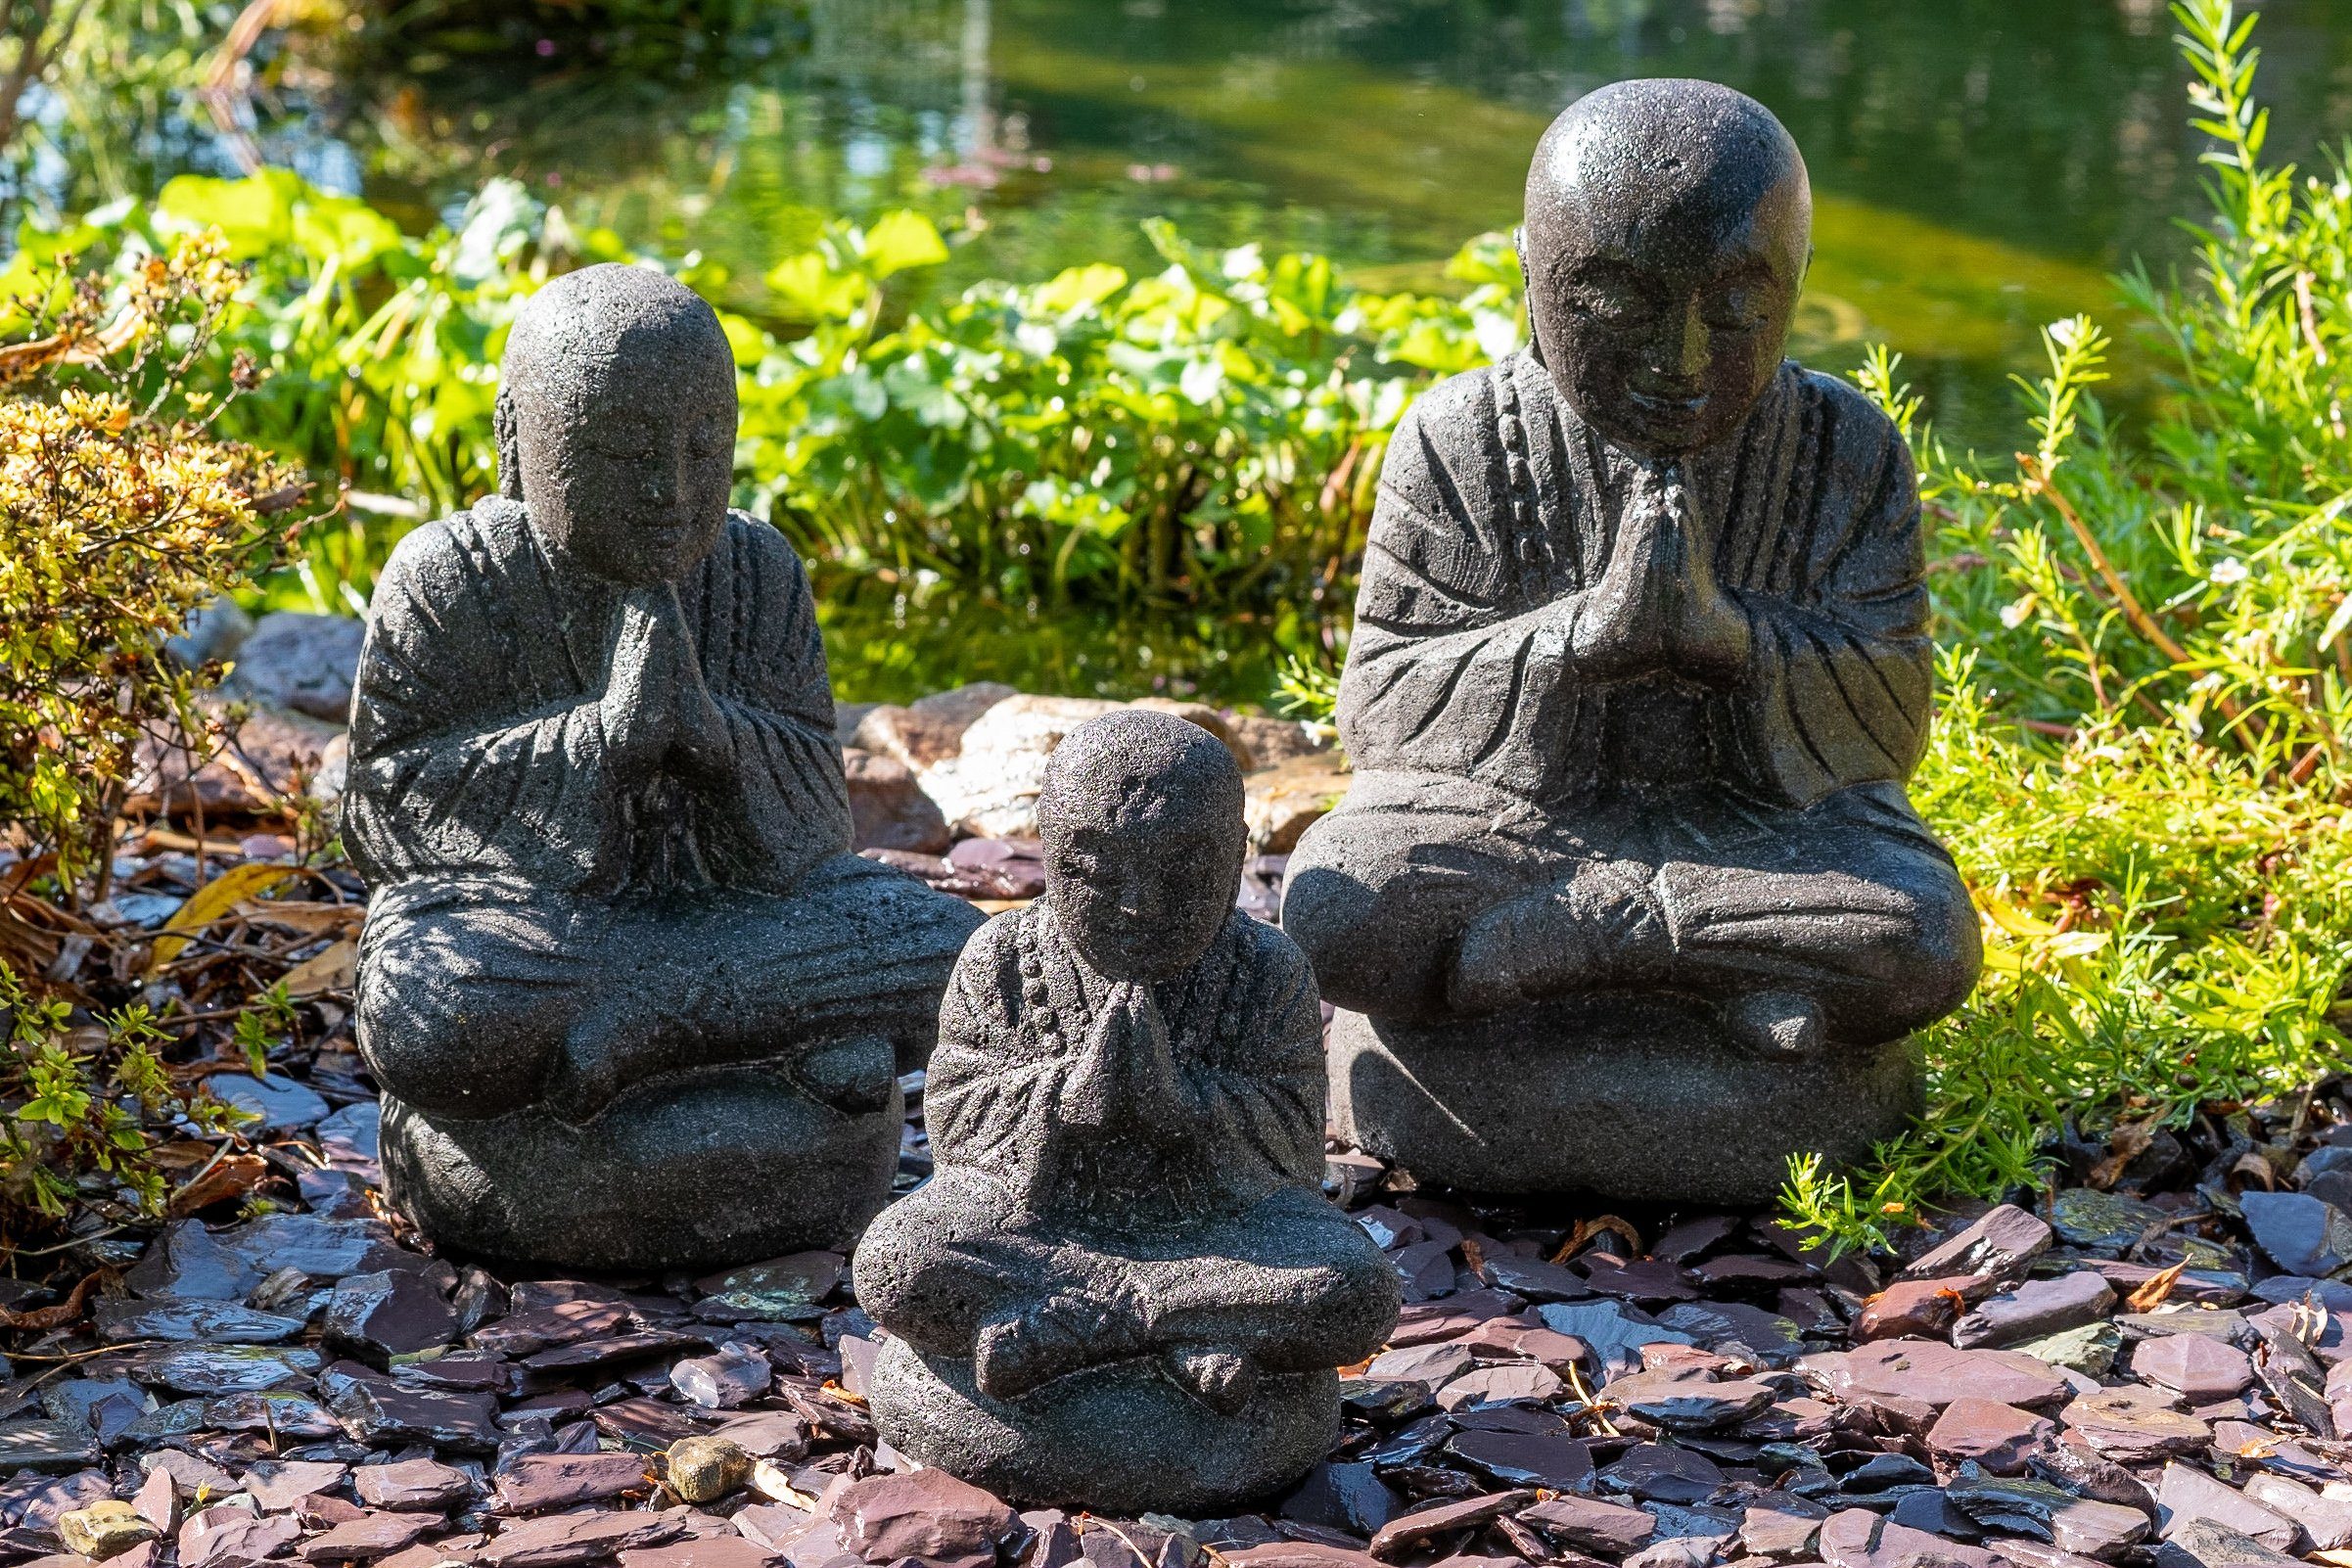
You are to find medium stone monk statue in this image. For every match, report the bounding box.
[1282,80,1981,1204]
[345,264,983,1268]
[854,712,1398,1515]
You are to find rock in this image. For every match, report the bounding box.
[1443,1429,1593,1490]
[1656,1300,1809,1365]
[1474,1254,1592,1304]
[2062,1387,2212,1462]
[1438,1362,1568,1409]
[91,1298,306,1345]
[1945,1475,2150,1560]
[2049,1190,2168,1255]
[664,1437,753,1504]
[480,1507,684,1566]
[824,1468,1021,1568]
[1537,1301,1697,1378]
[179,1505,302,1568]
[1907,1206,2055,1281]
[917,694,1122,836]
[168,596,255,669]
[1855,1277,1975,1342]
[228,611,366,720]
[310,730,350,810]
[1244,757,1352,853]
[1521,1496,1657,1555]
[853,683,1020,770]
[2239,1191,2352,1278]
[297,1509,440,1562]
[2151,1519,2302,1568]
[201,1071,330,1132]
[1818,1508,2005,1568]
[1927,1398,2057,1474]
[128,697,342,817]
[130,1342,320,1397]
[1598,1444,1724,1503]
[1953,1272,2116,1350]
[494,1453,652,1514]
[322,1369,500,1453]
[1281,1461,1404,1538]
[1601,1370,1776,1431]
[244,1460,348,1511]
[2240,1474,2352,1549]
[671,1344,771,1409]
[1807,1341,2071,1411]
[1367,1492,1535,1561]
[325,1269,459,1365]
[58,1499,157,1560]
[844,749,952,854]
[1739,1496,1830,1558]
[2155,1465,2298,1552]
[2134,1333,2256,1402]
[353,1457,473,1511]
[1223,713,1329,768]
[2010,1322,2122,1377]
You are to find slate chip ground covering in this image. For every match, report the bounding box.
[15,829,2352,1568]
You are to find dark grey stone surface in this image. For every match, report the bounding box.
[1282,79,1980,1203]
[854,712,1399,1514]
[346,264,983,1269]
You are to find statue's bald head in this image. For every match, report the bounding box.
[496,264,737,584]
[1523,79,1810,458]
[1038,712,1246,982]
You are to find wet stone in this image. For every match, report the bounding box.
[1281,1461,1405,1538]
[179,1505,302,1568]
[2238,1191,2352,1278]
[205,1390,342,1438]
[1538,1302,1697,1377]
[323,1371,500,1453]
[2239,1474,2352,1549]
[2134,1334,2257,1402]
[132,1342,321,1397]
[1926,1399,2057,1474]
[1656,1302,1810,1366]
[203,1070,331,1133]
[1953,1272,2116,1351]
[1478,1255,1593,1303]
[1438,1363,1567,1410]
[480,1507,685,1567]
[1807,1342,2070,1411]
[1818,1509,2004,1568]
[1367,1493,1535,1561]
[1367,1343,1474,1385]
[1836,1453,1935,1494]
[1604,1371,1777,1432]
[1854,1279,1973,1344]
[92,1298,307,1345]
[1600,1445,1726,1504]
[2009,1322,2122,1378]
[245,1460,348,1512]
[326,1270,459,1366]
[1444,1429,1595,1490]
[41,1378,152,1448]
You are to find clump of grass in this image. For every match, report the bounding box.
[1785,0,2352,1252]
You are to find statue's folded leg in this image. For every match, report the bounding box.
[1285,771,1575,1020]
[537,853,986,1119]
[853,1169,1062,1362]
[355,881,583,1121]
[1651,787,1980,1044]
[1122,1186,1401,1375]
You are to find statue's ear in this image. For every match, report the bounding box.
[493,384,523,502]
[1515,227,1547,368]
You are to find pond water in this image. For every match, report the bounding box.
[43,0,2352,700]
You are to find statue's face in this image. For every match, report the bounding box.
[1043,810,1239,984]
[514,340,735,585]
[1526,183,1806,459]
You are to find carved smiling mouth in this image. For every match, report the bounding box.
[1627,386,1709,418]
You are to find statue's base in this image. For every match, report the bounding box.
[380,1065,898,1270]
[1328,1001,1921,1206]
[871,1337,1337,1515]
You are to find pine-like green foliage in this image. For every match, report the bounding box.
[1783,0,2352,1251]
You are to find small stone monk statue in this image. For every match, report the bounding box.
[1283,80,1981,1204]
[854,712,1398,1514]
[345,264,983,1269]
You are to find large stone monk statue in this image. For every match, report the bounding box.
[1282,80,1981,1204]
[345,264,983,1268]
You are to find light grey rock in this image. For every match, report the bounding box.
[1281,79,1978,1203]
[227,611,366,720]
[855,712,1399,1513]
[346,265,982,1270]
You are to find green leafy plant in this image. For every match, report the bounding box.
[0,229,307,894]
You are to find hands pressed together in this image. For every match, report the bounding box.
[601,582,734,785]
[1564,462,1751,687]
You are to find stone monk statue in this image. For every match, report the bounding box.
[346,264,984,1269]
[1282,80,1981,1204]
[854,712,1398,1515]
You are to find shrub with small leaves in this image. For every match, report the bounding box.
[0,231,306,892]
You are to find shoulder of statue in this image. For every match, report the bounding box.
[1788,363,1910,464]
[373,498,522,609]
[1391,357,1515,470]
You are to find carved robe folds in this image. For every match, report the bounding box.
[1283,355,1980,1203]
